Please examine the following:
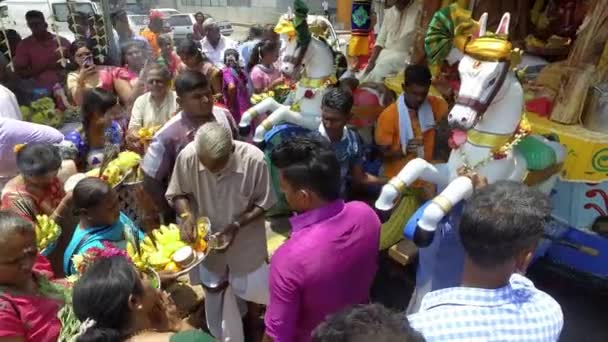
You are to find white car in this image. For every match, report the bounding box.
[169,13,233,45]
[0,0,99,42]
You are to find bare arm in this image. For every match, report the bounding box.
[350,164,387,188]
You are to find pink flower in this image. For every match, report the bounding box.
[304,89,315,99]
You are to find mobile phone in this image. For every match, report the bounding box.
[84,55,93,68]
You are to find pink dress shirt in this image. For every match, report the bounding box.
[265,200,381,342]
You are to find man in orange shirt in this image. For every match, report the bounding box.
[375,64,448,181]
[140,10,164,57]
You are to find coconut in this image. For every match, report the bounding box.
[172,246,195,268]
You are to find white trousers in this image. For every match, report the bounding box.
[196,264,269,342]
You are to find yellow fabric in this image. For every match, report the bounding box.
[299,74,338,88]
[348,36,370,56]
[466,129,512,151]
[380,190,420,250]
[465,36,514,62]
[141,28,161,57]
[275,18,296,38]
[527,112,608,182]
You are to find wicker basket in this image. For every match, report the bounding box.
[115,179,159,232]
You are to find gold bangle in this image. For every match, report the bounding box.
[388,178,407,193]
[261,119,274,131]
[432,195,453,214]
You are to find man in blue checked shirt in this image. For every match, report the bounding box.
[409,181,563,342]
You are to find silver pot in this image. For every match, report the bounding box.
[582,83,608,133]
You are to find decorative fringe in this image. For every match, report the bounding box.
[349,0,372,57]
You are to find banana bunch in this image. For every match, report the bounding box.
[35,215,61,251]
[100,151,142,187]
[251,91,275,105]
[137,125,162,142]
[127,220,210,273]
[21,97,64,128]
[127,224,187,272]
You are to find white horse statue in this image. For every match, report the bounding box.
[239,8,337,142]
[375,12,566,247]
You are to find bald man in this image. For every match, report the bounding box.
[166,122,275,341]
[200,18,239,67]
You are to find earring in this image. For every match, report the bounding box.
[137,304,143,310]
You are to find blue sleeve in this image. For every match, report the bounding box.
[63,238,105,275]
[119,212,145,241]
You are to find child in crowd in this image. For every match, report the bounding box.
[63,177,144,276]
[157,34,184,78]
[248,39,283,94]
[65,88,123,170]
[409,181,564,341]
[177,39,224,101]
[319,87,385,198]
[222,48,251,123]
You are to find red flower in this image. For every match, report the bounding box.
[493,151,507,160]
[304,89,315,99]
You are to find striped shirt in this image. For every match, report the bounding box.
[409,274,563,342]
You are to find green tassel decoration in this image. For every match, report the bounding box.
[293,0,311,47]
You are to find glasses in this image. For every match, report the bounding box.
[147,79,167,85]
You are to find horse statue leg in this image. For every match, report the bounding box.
[239,97,282,134]
[413,176,474,247]
[253,107,321,142]
[376,158,450,211]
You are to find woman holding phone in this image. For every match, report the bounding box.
[67,40,148,109]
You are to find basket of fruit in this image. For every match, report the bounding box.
[127,218,211,280]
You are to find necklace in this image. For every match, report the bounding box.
[459,114,532,172]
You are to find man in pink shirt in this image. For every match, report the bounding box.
[13,10,70,93]
[264,136,381,342]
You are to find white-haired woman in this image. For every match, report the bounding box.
[166,122,275,341]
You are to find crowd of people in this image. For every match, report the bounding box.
[0,1,566,342]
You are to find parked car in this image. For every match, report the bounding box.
[127,14,148,34]
[0,0,99,42]
[169,13,233,45]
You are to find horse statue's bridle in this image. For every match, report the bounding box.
[453,34,521,123]
[454,61,510,121]
[283,40,310,74]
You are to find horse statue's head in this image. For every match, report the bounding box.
[448,12,522,130]
[274,1,334,78]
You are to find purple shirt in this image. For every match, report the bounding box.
[141,108,236,183]
[0,118,64,179]
[265,200,381,342]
